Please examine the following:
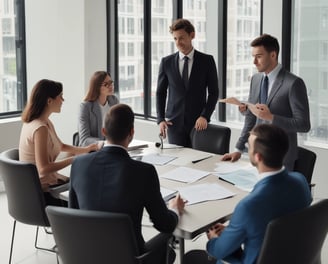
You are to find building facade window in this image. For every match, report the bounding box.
[0,0,26,117]
[292,0,328,147]
[226,0,261,125]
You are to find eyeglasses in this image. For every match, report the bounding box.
[102,80,114,87]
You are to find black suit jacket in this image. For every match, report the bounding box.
[69,146,178,251]
[156,50,219,132]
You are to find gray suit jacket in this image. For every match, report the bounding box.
[78,95,119,146]
[236,68,311,170]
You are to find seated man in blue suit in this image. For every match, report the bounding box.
[69,103,185,264]
[184,124,312,264]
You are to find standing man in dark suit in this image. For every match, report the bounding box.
[69,103,185,264]
[222,34,310,170]
[156,18,219,147]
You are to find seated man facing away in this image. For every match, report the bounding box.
[69,103,185,264]
[185,124,312,264]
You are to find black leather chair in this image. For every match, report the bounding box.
[72,131,80,146]
[190,124,231,155]
[46,206,157,264]
[0,148,56,264]
[256,199,328,264]
[182,249,216,264]
[294,146,317,191]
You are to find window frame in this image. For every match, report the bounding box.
[0,0,27,118]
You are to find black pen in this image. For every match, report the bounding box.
[192,155,213,164]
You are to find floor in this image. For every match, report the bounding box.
[1,192,328,264]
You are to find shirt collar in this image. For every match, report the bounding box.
[103,142,127,151]
[179,48,194,60]
[258,166,285,180]
[265,63,282,81]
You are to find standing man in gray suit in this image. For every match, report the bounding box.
[156,18,219,147]
[222,34,310,170]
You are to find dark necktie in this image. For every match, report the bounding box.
[260,75,268,104]
[182,56,189,89]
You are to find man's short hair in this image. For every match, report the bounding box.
[104,103,134,143]
[169,18,195,34]
[250,124,289,168]
[251,34,280,57]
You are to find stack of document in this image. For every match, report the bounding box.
[176,183,235,205]
[160,187,178,202]
[159,167,211,183]
[214,162,259,192]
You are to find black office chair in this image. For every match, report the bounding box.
[190,124,231,155]
[257,199,328,264]
[182,249,217,264]
[0,148,56,264]
[294,146,317,190]
[46,206,156,264]
[72,131,80,146]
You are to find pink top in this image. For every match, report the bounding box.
[19,119,63,191]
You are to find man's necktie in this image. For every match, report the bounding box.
[260,75,268,104]
[182,56,189,89]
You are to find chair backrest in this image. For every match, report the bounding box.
[294,146,317,185]
[72,131,80,146]
[46,206,141,264]
[256,199,328,264]
[190,124,231,155]
[183,249,217,264]
[0,148,49,226]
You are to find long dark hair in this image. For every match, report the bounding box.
[84,71,111,102]
[21,79,63,122]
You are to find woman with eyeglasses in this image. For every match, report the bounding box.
[19,79,99,206]
[78,71,119,147]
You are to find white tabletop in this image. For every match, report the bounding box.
[59,141,250,241]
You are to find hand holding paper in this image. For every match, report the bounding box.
[219,97,243,106]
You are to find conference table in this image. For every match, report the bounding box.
[59,140,251,262]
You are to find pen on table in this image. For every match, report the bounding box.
[192,155,213,164]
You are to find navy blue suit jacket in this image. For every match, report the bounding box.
[156,50,219,134]
[69,146,178,251]
[207,169,312,264]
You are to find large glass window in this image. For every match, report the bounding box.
[150,2,173,116]
[118,0,144,115]
[0,0,26,117]
[292,0,328,147]
[226,0,261,125]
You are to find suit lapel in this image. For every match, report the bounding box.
[173,52,187,91]
[187,50,198,89]
[267,69,285,105]
[91,102,102,137]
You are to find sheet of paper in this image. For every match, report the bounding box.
[160,187,177,202]
[219,97,255,108]
[214,161,251,174]
[177,183,236,205]
[141,153,177,165]
[214,166,259,192]
[159,167,210,183]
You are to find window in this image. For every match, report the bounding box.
[226,0,261,124]
[117,0,144,115]
[109,0,261,122]
[0,0,26,117]
[292,0,328,147]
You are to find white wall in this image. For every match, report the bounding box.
[0,0,327,198]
